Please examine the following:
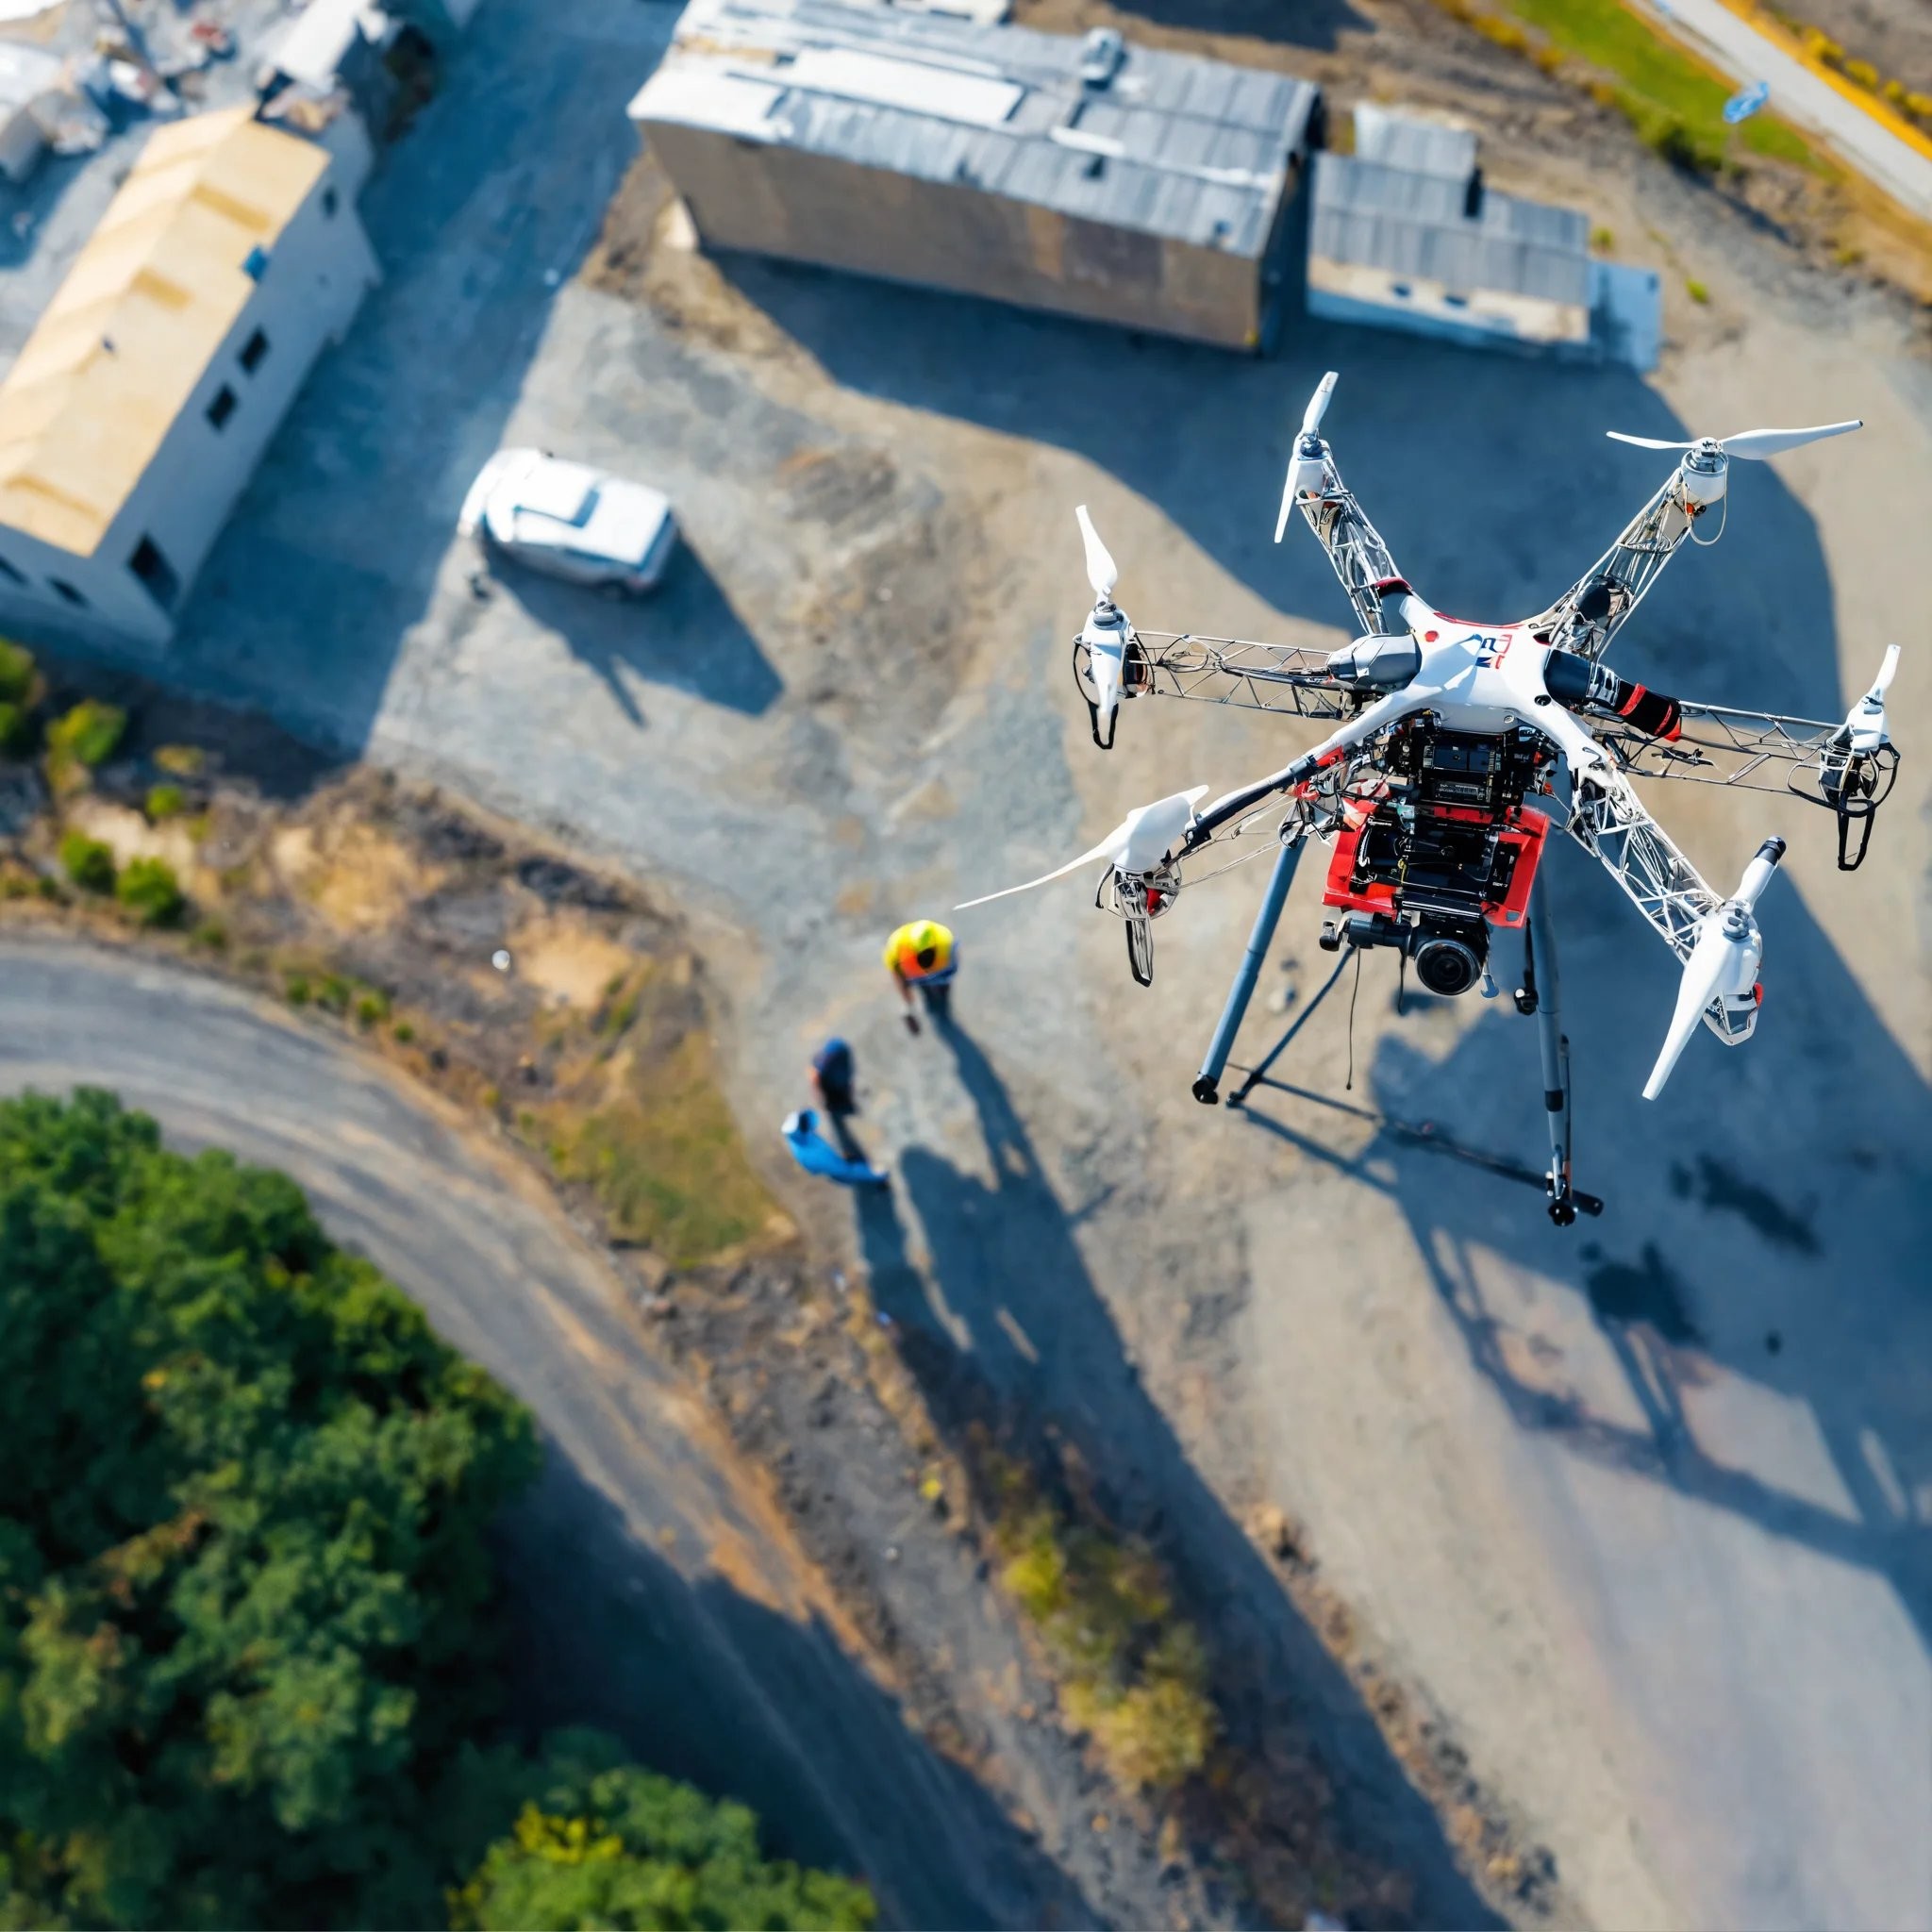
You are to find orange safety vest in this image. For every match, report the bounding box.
[884,920,956,981]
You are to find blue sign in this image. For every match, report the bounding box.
[1724,80,1771,124]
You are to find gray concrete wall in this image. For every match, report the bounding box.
[641,121,1265,349]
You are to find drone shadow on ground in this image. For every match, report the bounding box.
[720,258,1850,725]
[853,1014,1507,1930]
[1236,831,1932,1890]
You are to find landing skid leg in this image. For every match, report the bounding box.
[1526,881,1603,1224]
[1193,835,1306,1105]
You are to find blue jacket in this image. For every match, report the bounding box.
[783,1118,886,1188]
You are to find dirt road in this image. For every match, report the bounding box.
[0,936,1093,1932]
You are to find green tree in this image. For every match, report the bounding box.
[113,857,185,928]
[449,1731,874,1932]
[0,1091,540,1928]
[57,831,114,893]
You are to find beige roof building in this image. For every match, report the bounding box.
[0,106,375,647]
[0,109,327,558]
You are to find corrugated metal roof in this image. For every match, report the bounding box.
[0,109,327,557]
[628,0,1321,254]
[1350,104,1475,180]
[1309,150,1590,306]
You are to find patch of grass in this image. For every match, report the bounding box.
[191,920,227,952]
[543,1033,772,1266]
[145,782,187,821]
[153,743,205,777]
[45,699,126,771]
[1686,276,1710,303]
[1591,224,1616,250]
[115,857,186,928]
[284,973,312,1007]
[392,1020,416,1044]
[0,640,34,705]
[58,831,116,894]
[990,1463,1218,1794]
[1476,0,1825,173]
[356,990,391,1029]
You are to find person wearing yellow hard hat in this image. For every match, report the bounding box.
[882,918,957,1034]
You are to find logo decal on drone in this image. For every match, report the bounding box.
[1463,631,1511,667]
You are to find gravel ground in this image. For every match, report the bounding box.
[8,0,1932,1924]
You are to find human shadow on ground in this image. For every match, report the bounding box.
[491,542,782,725]
[853,1014,1507,1929]
[496,1440,1099,1932]
[721,258,1852,725]
[1233,830,1932,1920]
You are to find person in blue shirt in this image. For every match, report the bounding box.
[782,1108,888,1189]
[810,1037,857,1118]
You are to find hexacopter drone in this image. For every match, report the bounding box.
[958,373,1902,1224]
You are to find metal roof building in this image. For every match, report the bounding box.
[1307,107,1658,369]
[629,0,1324,349]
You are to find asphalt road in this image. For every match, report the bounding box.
[0,937,1084,1932]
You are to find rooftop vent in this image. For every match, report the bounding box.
[1078,26,1125,87]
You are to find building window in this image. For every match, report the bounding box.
[323,186,339,217]
[207,384,238,429]
[50,578,87,608]
[242,244,271,281]
[0,551,23,585]
[240,327,269,374]
[1390,281,1412,300]
[128,537,179,612]
[1442,291,1470,309]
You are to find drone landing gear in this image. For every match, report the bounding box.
[1523,883,1603,1225]
[1191,833,1307,1104]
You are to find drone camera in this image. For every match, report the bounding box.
[1321,907,1491,995]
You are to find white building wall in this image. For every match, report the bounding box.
[0,146,379,652]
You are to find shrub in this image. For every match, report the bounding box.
[1591,224,1616,251]
[145,781,186,820]
[58,830,115,893]
[392,1020,416,1043]
[44,698,126,770]
[356,990,391,1028]
[191,919,227,951]
[153,741,205,777]
[115,855,186,927]
[284,972,311,1006]
[0,700,27,756]
[0,638,33,704]
[1686,277,1710,303]
[1844,57,1878,90]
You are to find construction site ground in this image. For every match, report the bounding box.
[9,0,1932,1924]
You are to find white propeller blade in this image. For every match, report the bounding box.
[1275,370,1340,543]
[1723,421,1862,460]
[955,786,1208,911]
[1642,917,1746,1102]
[1607,420,1862,459]
[1074,504,1118,604]
[1844,641,1899,753]
[1083,609,1124,723]
[1301,369,1339,440]
[1642,838,1784,1100]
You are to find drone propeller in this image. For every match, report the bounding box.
[1607,420,1862,461]
[1074,504,1118,605]
[1642,837,1786,1101]
[1274,369,1341,542]
[956,786,1208,910]
[1073,505,1130,748]
[1842,641,1900,753]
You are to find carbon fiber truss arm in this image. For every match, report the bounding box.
[1524,466,1705,665]
[1602,700,1858,791]
[1097,629,1357,724]
[1289,441,1405,636]
[1561,765,1723,965]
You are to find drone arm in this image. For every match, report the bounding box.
[1525,465,1701,665]
[1185,690,1422,851]
[1278,441,1406,638]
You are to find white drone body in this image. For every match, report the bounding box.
[959,375,1902,1223]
